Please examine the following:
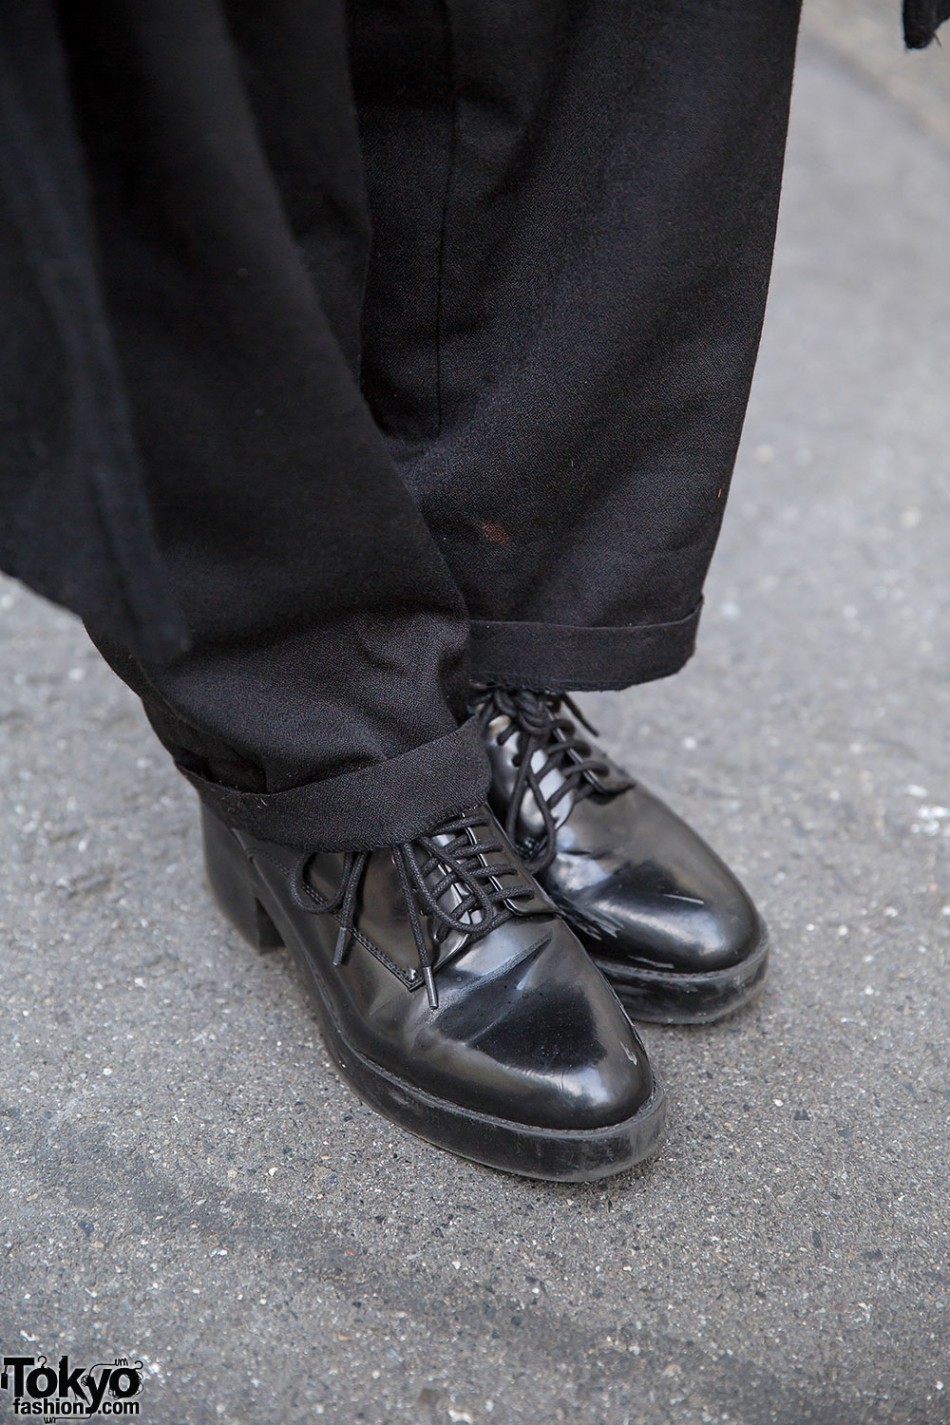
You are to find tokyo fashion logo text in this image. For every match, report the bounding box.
[1,1355,143,1416]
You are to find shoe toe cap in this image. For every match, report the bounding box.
[432,920,656,1130]
[577,863,764,974]
[553,784,765,974]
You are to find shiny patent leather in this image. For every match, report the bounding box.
[201,803,665,1180]
[479,692,769,1023]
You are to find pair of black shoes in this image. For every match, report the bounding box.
[203,689,768,1181]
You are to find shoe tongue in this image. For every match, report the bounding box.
[424,811,554,925]
[498,711,588,825]
[488,707,634,852]
[522,736,581,834]
[392,809,556,972]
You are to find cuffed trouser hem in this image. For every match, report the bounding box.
[467,601,703,692]
[178,716,491,852]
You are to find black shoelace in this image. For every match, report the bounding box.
[288,811,534,1009]
[474,686,615,876]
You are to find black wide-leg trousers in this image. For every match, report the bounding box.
[53,0,801,851]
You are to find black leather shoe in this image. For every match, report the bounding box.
[474,689,769,1025]
[202,802,665,1179]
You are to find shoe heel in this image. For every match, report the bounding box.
[201,805,283,951]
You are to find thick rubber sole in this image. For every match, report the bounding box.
[586,934,770,1026]
[202,808,667,1181]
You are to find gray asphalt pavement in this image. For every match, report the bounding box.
[1,31,948,1425]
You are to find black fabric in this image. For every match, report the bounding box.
[0,0,187,660]
[60,0,482,848]
[2,0,806,849]
[904,0,950,47]
[356,1,801,646]
[467,609,705,695]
